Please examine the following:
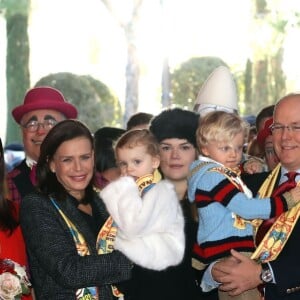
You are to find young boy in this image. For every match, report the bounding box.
[100,129,184,271]
[188,111,300,300]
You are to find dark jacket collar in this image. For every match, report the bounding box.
[50,191,109,254]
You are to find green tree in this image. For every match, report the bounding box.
[0,0,30,144]
[244,0,293,115]
[244,59,253,114]
[35,72,122,132]
[170,56,228,110]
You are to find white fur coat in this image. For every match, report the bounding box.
[99,176,185,270]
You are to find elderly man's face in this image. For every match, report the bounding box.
[20,109,65,161]
[272,95,300,171]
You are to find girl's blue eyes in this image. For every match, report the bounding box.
[118,160,142,168]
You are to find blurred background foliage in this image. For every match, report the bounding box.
[1,0,300,144]
[170,57,228,110]
[35,73,122,132]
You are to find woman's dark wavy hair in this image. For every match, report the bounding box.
[36,119,95,202]
[0,138,18,234]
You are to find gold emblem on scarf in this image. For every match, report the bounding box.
[136,174,154,194]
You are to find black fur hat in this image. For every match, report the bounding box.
[150,108,199,147]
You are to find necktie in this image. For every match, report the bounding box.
[272,171,298,197]
[29,164,37,186]
[255,171,298,245]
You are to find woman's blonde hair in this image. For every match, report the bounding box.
[196,111,249,152]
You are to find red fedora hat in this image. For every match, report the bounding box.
[12,86,78,124]
[257,117,273,147]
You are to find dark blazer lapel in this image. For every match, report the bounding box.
[269,167,283,194]
[55,196,98,254]
[93,195,110,221]
[13,160,35,198]
[275,169,281,189]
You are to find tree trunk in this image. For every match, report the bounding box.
[161,56,171,108]
[124,43,139,126]
[6,13,30,144]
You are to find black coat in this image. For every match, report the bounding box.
[122,197,217,300]
[266,220,300,299]
[20,191,132,300]
[7,159,35,202]
[243,170,300,299]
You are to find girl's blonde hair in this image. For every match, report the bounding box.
[115,129,160,157]
[196,111,249,151]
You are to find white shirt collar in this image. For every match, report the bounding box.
[25,156,37,169]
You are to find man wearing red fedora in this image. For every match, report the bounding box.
[7,86,78,203]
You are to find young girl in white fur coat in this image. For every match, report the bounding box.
[100,129,185,271]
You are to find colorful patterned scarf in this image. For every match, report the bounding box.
[51,198,122,300]
[251,163,300,262]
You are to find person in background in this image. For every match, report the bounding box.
[212,93,300,300]
[20,120,132,300]
[4,142,25,172]
[94,126,125,189]
[149,108,215,300]
[255,105,275,132]
[0,137,33,299]
[188,110,300,300]
[245,125,257,152]
[246,138,265,160]
[100,129,184,273]
[126,112,153,131]
[256,117,279,171]
[7,86,78,203]
[246,105,276,162]
[246,136,268,174]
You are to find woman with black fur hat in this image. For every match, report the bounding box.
[151,108,218,300]
[121,108,217,300]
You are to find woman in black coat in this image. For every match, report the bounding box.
[20,120,132,300]
[120,108,218,300]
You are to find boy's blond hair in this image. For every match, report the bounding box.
[196,111,249,152]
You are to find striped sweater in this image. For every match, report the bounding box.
[187,158,289,264]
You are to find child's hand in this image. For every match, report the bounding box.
[243,157,265,174]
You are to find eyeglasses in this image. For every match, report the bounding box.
[21,119,57,132]
[270,123,300,134]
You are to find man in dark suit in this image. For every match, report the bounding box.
[212,93,300,299]
[7,86,77,202]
